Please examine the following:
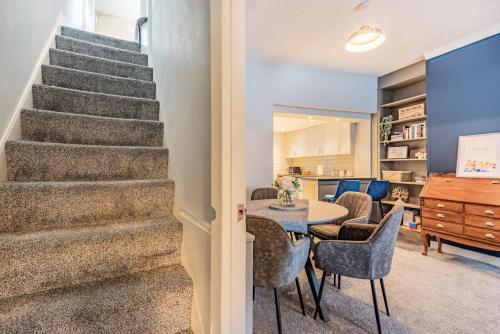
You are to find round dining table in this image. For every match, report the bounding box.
[246,198,349,322]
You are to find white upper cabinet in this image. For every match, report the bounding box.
[324,122,341,155]
[308,126,325,156]
[284,121,354,158]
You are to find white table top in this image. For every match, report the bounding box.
[246,199,348,234]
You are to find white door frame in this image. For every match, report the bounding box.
[210,0,247,333]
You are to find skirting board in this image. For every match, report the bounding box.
[178,210,211,334]
[0,22,60,181]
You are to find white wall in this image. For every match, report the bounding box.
[95,0,140,20]
[0,0,86,180]
[149,0,212,332]
[246,58,377,191]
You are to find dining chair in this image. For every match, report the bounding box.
[312,205,404,334]
[323,179,360,202]
[251,187,279,200]
[365,180,390,222]
[247,214,310,334]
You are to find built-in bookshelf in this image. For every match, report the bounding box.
[378,61,427,232]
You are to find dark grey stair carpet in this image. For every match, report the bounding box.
[21,109,163,147]
[32,84,159,120]
[61,26,141,52]
[50,48,153,81]
[55,35,148,66]
[0,264,193,334]
[0,219,182,299]
[6,140,169,181]
[42,64,156,99]
[1,26,192,333]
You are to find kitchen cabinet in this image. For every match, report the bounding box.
[285,132,296,157]
[301,179,319,201]
[295,129,309,157]
[339,122,355,155]
[308,126,325,156]
[324,122,341,155]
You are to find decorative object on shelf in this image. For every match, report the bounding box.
[345,1,385,53]
[387,145,409,159]
[456,132,500,178]
[402,210,415,227]
[414,175,427,183]
[389,132,404,141]
[391,186,409,203]
[398,103,425,120]
[382,170,413,182]
[403,122,426,139]
[379,115,393,142]
[272,176,302,207]
[415,151,427,160]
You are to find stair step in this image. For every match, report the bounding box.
[21,109,163,147]
[61,26,141,53]
[0,219,182,299]
[0,179,174,233]
[42,65,156,99]
[6,141,169,182]
[55,35,148,66]
[0,264,192,333]
[32,84,159,120]
[50,48,153,81]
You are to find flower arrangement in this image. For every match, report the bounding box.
[272,176,302,207]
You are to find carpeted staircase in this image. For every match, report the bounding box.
[0,26,193,333]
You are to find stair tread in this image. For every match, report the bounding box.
[61,26,141,52]
[50,48,153,81]
[32,84,159,120]
[0,264,193,334]
[0,219,182,299]
[55,35,148,66]
[8,140,168,152]
[42,64,156,99]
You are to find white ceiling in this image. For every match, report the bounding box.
[274,113,362,133]
[247,0,500,76]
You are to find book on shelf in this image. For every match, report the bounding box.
[403,122,426,140]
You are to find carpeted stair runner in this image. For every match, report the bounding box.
[0,26,192,333]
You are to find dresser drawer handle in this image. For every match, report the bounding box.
[485,221,496,228]
[436,213,445,218]
[485,233,496,240]
[484,210,495,215]
[437,203,445,208]
[437,223,445,229]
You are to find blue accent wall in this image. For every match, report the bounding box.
[426,33,500,173]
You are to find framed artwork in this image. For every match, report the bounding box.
[456,133,500,178]
[387,145,409,159]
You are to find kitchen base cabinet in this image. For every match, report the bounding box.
[301,179,319,201]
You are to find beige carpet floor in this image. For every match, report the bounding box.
[253,235,500,334]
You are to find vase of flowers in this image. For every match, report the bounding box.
[272,176,302,207]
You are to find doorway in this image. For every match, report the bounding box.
[94,0,141,41]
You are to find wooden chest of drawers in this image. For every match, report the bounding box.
[419,174,500,255]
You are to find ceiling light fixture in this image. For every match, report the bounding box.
[346,0,385,53]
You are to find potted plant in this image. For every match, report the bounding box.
[272,176,302,207]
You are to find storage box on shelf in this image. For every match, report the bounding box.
[419,174,500,255]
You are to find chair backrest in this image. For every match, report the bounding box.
[367,205,404,278]
[335,191,372,223]
[365,180,390,201]
[251,187,279,200]
[246,214,309,288]
[334,179,360,198]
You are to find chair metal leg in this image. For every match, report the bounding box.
[253,285,255,301]
[295,278,306,316]
[333,274,337,287]
[370,280,382,334]
[337,275,341,290]
[274,288,282,334]
[380,278,390,316]
[314,272,328,320]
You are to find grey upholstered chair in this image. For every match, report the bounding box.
[308,191,372,240]
[247,214,310,334]
[312,205,404,334]
[251,187,279,200]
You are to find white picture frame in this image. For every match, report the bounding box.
[456,132,500,178]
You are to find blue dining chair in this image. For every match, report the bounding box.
[365,180,390,222]
[323,179,361,202]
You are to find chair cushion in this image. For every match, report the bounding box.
[308,224,341,240]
